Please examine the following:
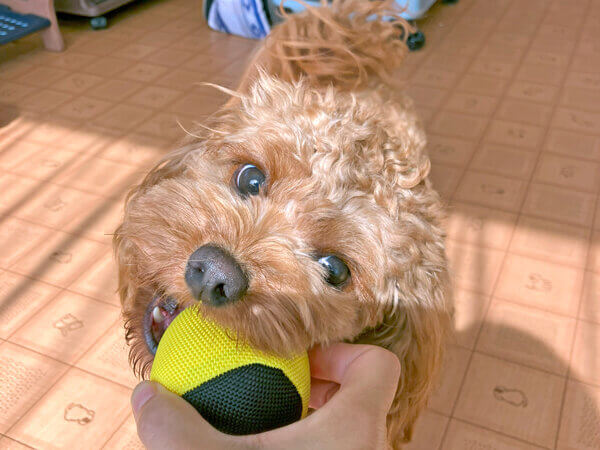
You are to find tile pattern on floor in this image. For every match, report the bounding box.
[1,0,599,448]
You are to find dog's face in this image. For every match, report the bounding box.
[115,75,444,377]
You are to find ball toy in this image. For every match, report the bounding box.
[150,306,311,435]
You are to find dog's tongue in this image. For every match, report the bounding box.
[151,304,182,344]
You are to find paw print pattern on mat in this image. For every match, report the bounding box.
[493,386,528,408]
[525,273,552,293]
[43,197,66,212]
[560,166,576,178]
[40,159,61,169]
[467,217,484,231]
[53,313,84,337]
[63,403,95,425]
[553,108,600,133]
[507,127,527,140]
[480,184,505,195]
[485,120,543,149]
[49,251,72,264]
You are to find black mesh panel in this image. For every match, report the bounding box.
[182,363,303,435]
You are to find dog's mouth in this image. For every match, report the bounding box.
[144,296,185,355]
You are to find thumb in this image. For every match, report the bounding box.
[131,381,243,450]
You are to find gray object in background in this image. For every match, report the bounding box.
[54,0,137,27]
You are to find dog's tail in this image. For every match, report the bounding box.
[253,0,412,90]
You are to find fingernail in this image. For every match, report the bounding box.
[131,381,157,420]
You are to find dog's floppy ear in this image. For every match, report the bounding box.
[113,143,193,289]
[357,211,451,443]
[113,142,204,377]
[113,141,204,272]
[132,143,201,197]
[383,272,451,442]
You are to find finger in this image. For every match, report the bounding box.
[309,343,400,385]
[309,343,383,383]
[309,343,401,414]
[131,381,242,450]
[308,379,339,409]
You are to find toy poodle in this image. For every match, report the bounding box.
[114,1,452,447]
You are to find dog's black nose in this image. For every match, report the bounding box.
[185,245,248,306]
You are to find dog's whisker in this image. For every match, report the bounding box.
[193,121,227,136]
[175,119,206,140]
[194,81,244,100]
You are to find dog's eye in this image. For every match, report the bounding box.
[318,255,350,287]
[234,164,266,196]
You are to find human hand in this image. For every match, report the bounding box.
[131,343,401,450]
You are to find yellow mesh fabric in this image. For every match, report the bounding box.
[150,306,311,418]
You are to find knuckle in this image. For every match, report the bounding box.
[363,346,402,382]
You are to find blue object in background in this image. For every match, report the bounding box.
[203,0,437,40]
[204,0,274,39]
[271,0,437,20]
